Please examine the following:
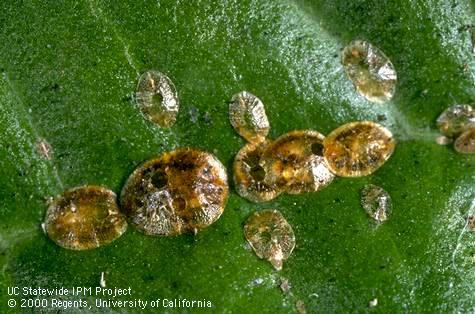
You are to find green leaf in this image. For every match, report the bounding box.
[0,0,474,312]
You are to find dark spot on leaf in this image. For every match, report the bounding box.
[142,274,155,282]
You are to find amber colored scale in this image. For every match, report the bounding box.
[121,148,228,236]
[135,70,179,128]
[44,186,127,250]
[244,209,295,271]
[323,121,396,177]
[260,130,334,194]
[233,141,281,202]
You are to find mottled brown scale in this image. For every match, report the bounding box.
[342,40,397,103]
[454,128,475,154]
[244,209,295,271]
[135,70,179,128]
[121,148,228,236]
[229,91,270,143]
[260,130,334,194]
[233,141,281,202]
[323,121,395,177]
[44,186,127,250]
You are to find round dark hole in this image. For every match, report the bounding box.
[250,165,266,181]
[151,171,168,188]
[311,142,324,155]
[246,153,260,166]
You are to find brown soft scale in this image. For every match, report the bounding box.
[233,141,281,202]
[260,130,334,194]
[229,91,269,144]
[135,70,179,128]
[341,40,397,103]
[121,148,228,236]
[361,184,392,223]
[323,121,395,177]
[244,209,295,271]
[44,186,127,250]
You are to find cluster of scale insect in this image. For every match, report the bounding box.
[44,55,399,258]
[230,91,396,204]
[230,92,337,203]
[44,149,228,249]
[436,104,475,154]
[229,92,397,270]
[45,33,466,275]
[38,33,473,313]
[44,71,230,250]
